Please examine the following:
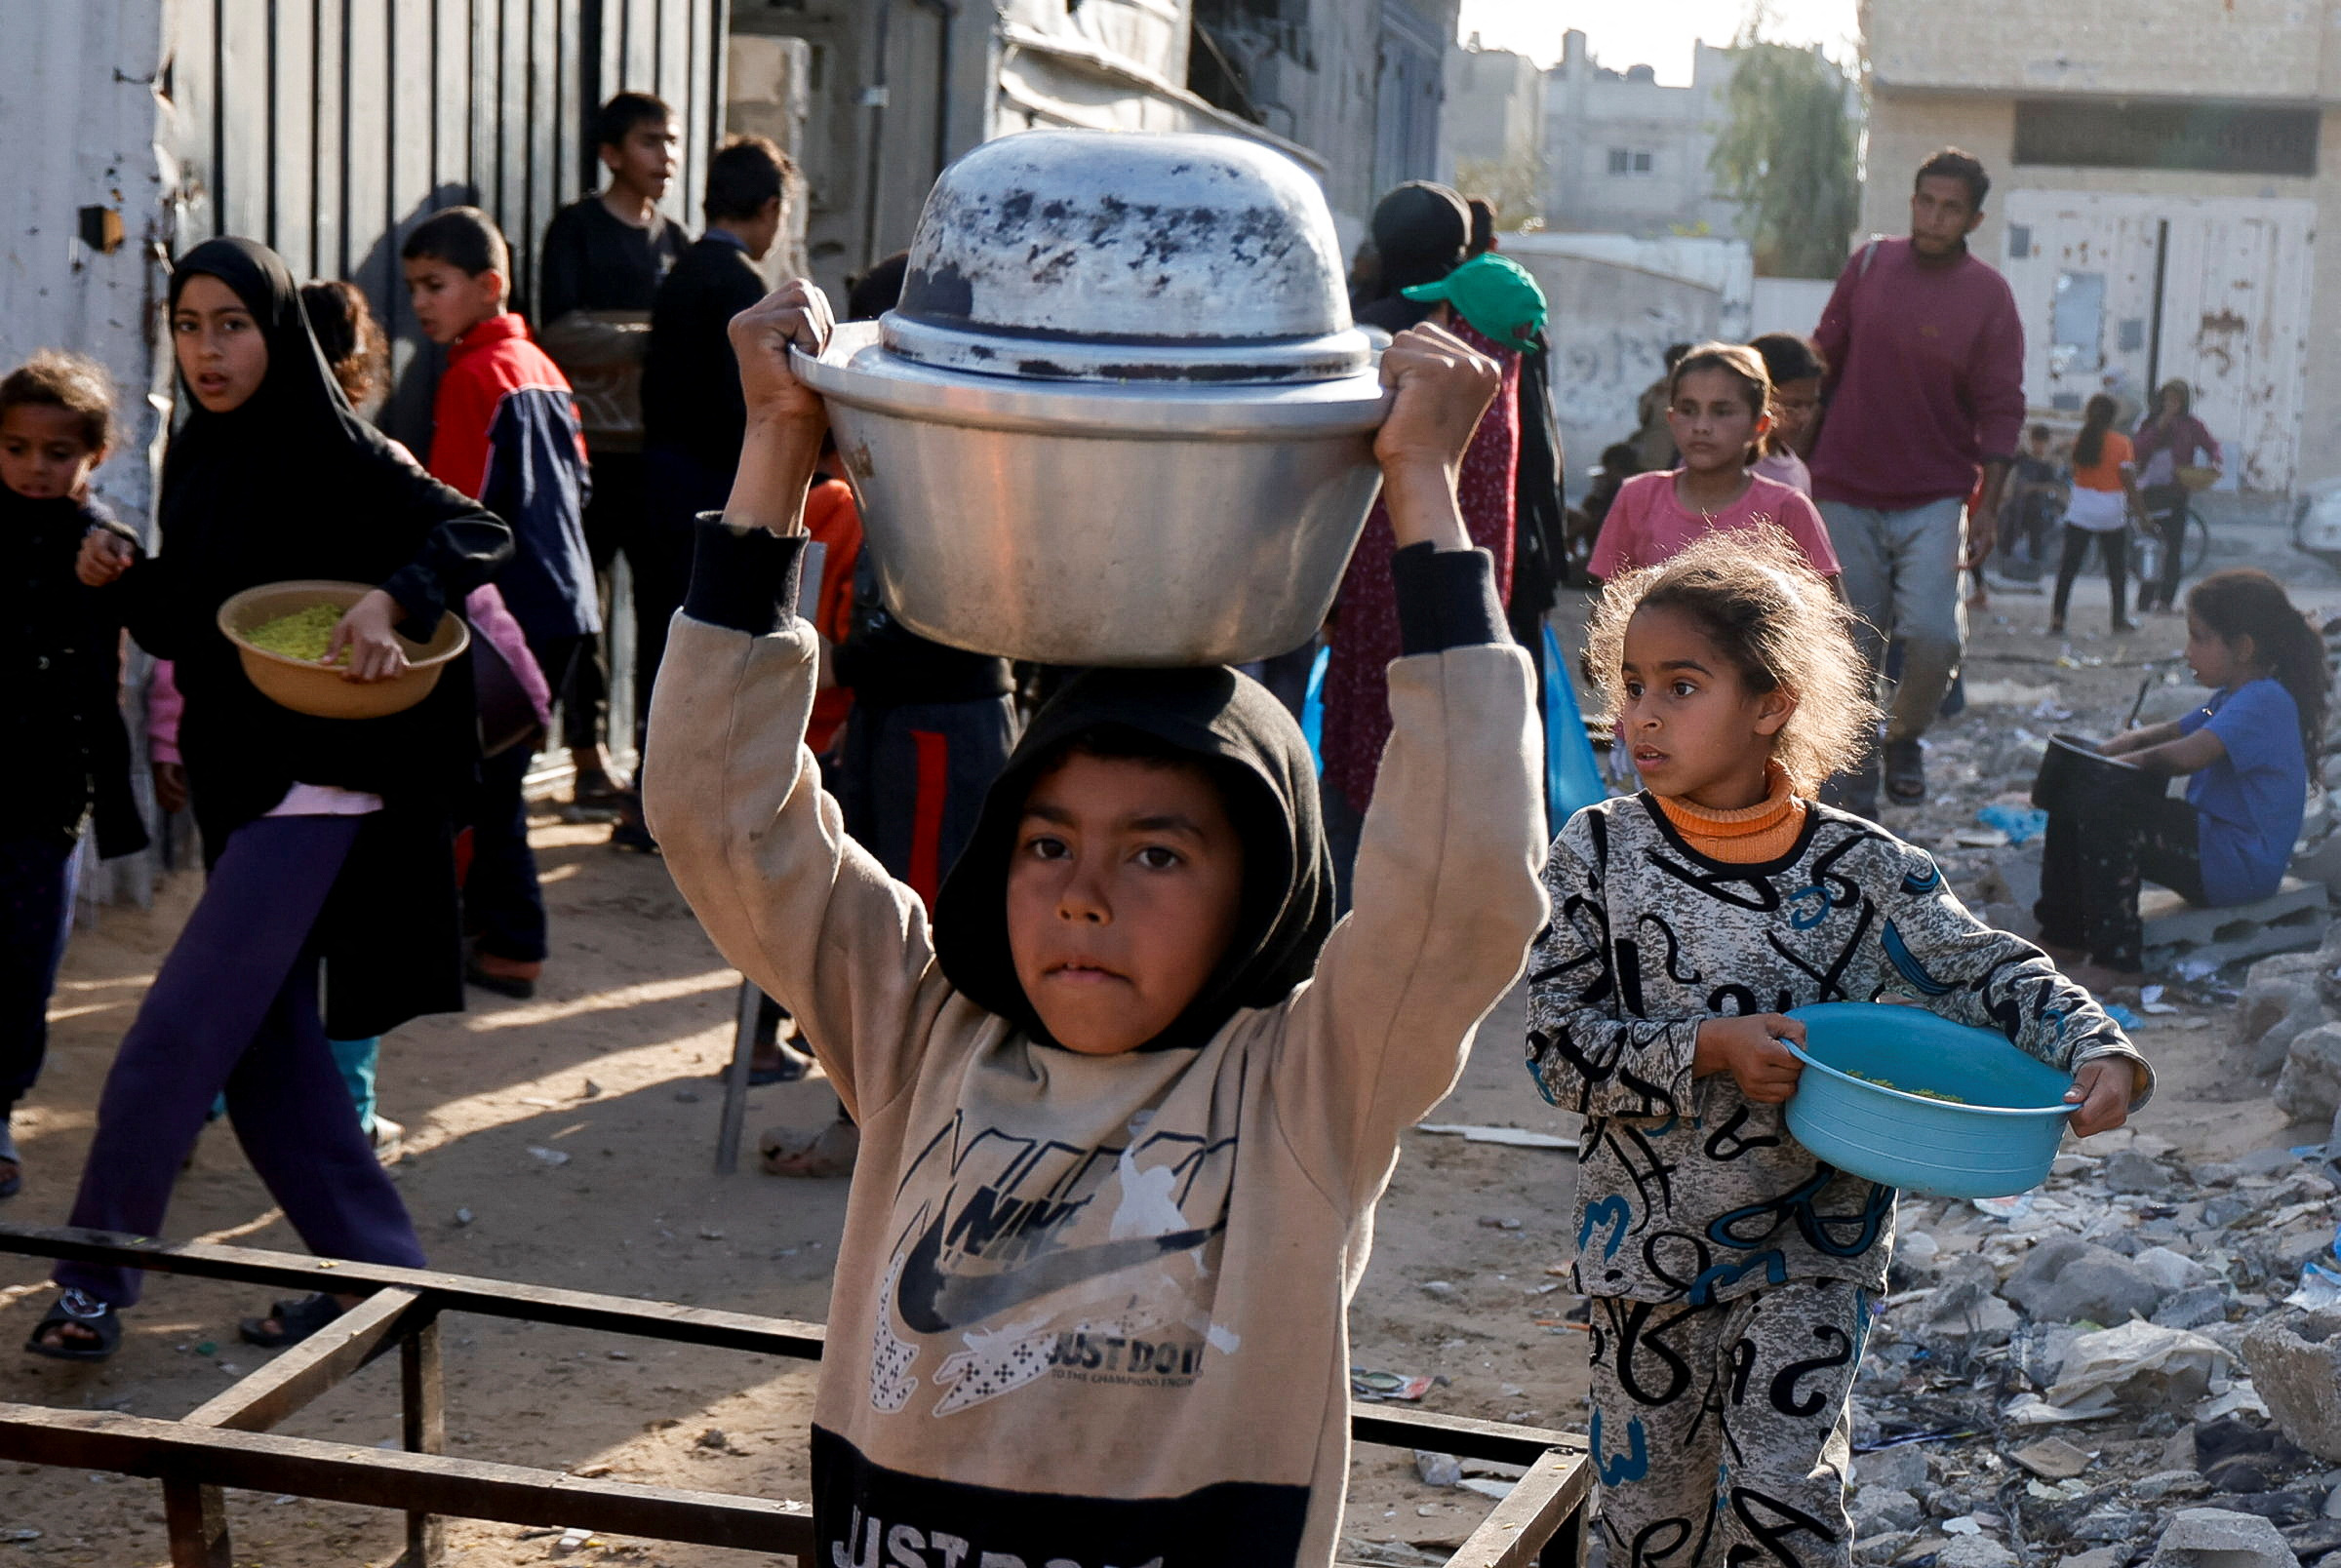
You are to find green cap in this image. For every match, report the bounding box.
[1399,253,1547,348]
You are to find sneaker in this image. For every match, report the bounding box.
[369,1117,405,1165]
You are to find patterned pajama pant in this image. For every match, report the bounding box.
[1587,1279,1869,1568]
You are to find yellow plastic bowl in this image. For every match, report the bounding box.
[2177,464,2220,493]
[217,580,469,721]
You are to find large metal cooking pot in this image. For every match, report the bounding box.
[795,129,1391,666]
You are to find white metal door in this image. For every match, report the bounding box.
[2002,191,2314,491]
[2004,193,2162,414]
[2158,206,2318,493]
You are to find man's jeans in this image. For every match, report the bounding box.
[1820,496,1967,746]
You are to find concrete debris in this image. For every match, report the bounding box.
[2010,1436,2094,1479]
[2243,1313,2341,1463]
[2275,1023,2341,1124]
[2003,1235,2163,1325]
[1849,1485,1924,1535]
[2146,1507,2302,1568]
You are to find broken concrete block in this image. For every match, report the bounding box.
[2170,893,2334,1031]
[2155,1283,2232,1332]
[1939,1540,2019,1568]
[2148,1509,2302,1568]
[2242,965,2328,1076]
[2058,1551,2123,1568]
[1853,1442,1929,1492]
[2011,1436,2093,1480]
[2104,1149,2176,1195]
[2243,1313,2341,1464]
[2004,1235,2162,1325]
[1851,1486,1924,1534]
[2277,1024,2341,1125]
[2138,1245,2214,1293]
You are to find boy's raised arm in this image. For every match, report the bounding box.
[645,283,950,1121]
[1275,325,1551,1200]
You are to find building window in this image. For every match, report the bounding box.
[1607,148,1654,176]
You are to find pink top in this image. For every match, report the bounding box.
[1588,470,1842,581]
[1751,449,1811,495]
[146,660,184,765]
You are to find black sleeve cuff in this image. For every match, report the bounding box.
[1392,542,1506,655]
[685,512,807,635]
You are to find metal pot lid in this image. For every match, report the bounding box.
[799,323,1390,439]
[883,129,1370,386]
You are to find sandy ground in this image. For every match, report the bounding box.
[0,510,2333,1565]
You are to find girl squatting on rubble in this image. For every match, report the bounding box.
[1525,530,2154,1565]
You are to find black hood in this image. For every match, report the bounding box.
[933,666,1333,1052]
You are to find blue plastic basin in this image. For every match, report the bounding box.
[1782,1002,2075,1198]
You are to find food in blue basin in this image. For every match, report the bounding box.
[1781,1002,2074,1198]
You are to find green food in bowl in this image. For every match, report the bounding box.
[245,605,349,664]
[1844,1070,1968,1104]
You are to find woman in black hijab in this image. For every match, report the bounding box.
[27,238,510,1361]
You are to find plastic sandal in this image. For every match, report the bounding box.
[25,1289,119,1362]
[238,1292,346,1349]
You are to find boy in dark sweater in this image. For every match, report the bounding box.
[641,135,797,745]
[650,281,1547,1566]
[0,352,147,1197]
[537,90,689,821]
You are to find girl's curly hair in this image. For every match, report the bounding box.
[1586,528,1876,795]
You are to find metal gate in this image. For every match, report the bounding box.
[2002,190,2316,492]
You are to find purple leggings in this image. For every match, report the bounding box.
[56,815,426,1308]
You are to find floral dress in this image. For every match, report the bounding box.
[1321,316,1519,811]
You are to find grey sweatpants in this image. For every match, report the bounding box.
[1587,1279,1869,1568]
[1821,497,1967,746]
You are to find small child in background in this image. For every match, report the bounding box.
[2042,569,2326,978]
[1528,530,2149,1561]
[1747,331,1826,495]
[2049,393,2144,636]
[299,279,391,414]
[403,205,597,1000]
[1589,342,1840,586]
[0,353,148,1198]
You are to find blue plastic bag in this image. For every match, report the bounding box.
[1543,623,1606,835]
[1301,644,1329,770]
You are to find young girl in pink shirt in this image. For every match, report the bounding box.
[1588,342,1841,586]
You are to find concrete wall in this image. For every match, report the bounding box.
[1542,35,1745,239]
[1503,238,1733,485]
[1867,0,2341,101]
[1445,42,1544,214]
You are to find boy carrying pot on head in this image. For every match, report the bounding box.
[645,280,1549,1567]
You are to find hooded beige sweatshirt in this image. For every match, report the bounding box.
[645,527,1547,1568]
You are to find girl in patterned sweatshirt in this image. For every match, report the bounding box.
[1526,529,2152,1566]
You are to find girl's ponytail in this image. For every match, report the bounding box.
[2074,392,2118,470]
[2188,569,2331,783]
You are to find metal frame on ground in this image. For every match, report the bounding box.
[0,1225,1592,1567]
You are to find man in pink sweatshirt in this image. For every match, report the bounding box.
[1810,148,2026,810]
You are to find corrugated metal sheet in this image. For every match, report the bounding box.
[1,0,728,468]
[0,0,729,906]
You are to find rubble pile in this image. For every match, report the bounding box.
[1847,1128,2341,1566]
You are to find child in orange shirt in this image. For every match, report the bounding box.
[2050,394,2145,636]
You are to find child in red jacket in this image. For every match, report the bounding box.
[404,206,596,999]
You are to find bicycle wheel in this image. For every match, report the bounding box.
[2182,507,2212,575]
